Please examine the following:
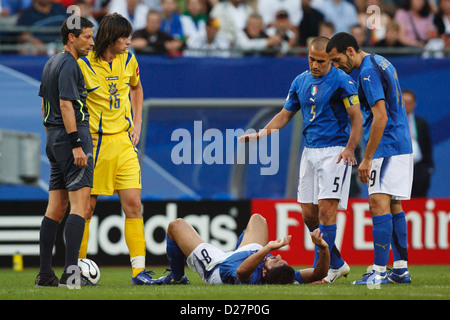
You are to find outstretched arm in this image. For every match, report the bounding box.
[238,108,296,142]
[236,235,292,283]
[296,229,330,284]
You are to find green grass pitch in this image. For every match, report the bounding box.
[0,265,449,301]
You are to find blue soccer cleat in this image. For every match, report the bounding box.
[352,269,389,285]
[131,270,157,285]
[153,270,190,285]
[388,268,412,284]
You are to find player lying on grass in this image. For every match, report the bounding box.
[148,214,330,285]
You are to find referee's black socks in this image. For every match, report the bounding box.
[64,214,85,272]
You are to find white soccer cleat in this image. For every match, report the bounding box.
[323,262,350,283]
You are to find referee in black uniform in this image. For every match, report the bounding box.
[35,16,95,287]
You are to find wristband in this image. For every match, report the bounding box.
[68,131,82,148]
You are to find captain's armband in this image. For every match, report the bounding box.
[343,95,360,108]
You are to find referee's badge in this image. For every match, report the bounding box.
[311,85,318,96]
[108,83,118,95]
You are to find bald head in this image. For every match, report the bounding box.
[310,36,329,52]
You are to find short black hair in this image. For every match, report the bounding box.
[61,16,94,45]
[262,264,295,285]
[326,32,360,54]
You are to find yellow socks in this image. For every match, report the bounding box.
[125,218,146,277]
[78,217,146,277]
[78,219,91,259]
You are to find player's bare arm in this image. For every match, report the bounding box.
[129,79,143,146]
[359,99,387,184]
[60,98,87,168]
[236,235,292,283]
[297,229,330,283]
[238,108,296,143]
[337,102,363,165]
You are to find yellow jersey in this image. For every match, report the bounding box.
[78,50,140,135]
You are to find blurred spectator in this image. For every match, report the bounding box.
[0,0,32,17]
[234,13,283,56]
[298,0,324,46]
[357,0,391,45]
[402,89,434,197]
[181,0,207,38]
[108,0,149,30]
[141,0,161,11]
[91,0,112,20]
[317,0,358,33]
[350,24,368,47]
[132,9,183,55]
[394,0,434,47]
[161,0,186,40]
[434,0,450,35]
[423,31,450,57]
[266,10,297,54]
[17,0,68,53]
[210,0,254,45]
[57,0,77,7]
[306,20,334,47]
[318,20,334,38]
[374,20,405,48]
[247,0,258,12]
[73,0,99,33]
[185,17,230,57]
[205,0,218,15]
[257,0,303,28]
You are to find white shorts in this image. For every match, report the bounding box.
[298,146,351,210]
[186,243,263,285]
[368,153,413,200]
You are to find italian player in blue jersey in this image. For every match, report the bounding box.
[149,214,330,285]
[239,37,363,284]
[326,33,413,285]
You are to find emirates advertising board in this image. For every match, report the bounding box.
[0,199,449,267]
[251,198,450,265]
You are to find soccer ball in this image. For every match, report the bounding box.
[78,258,101,284]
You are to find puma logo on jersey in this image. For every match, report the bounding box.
[363,75,371,82]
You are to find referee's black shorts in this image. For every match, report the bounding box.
[46,125,93,191]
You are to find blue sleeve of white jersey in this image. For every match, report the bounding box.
[360,68,385,108]
[283,79,300,112]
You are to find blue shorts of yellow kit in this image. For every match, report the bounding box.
[92,131,141,195]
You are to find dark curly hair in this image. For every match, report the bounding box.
[262,264,295,285]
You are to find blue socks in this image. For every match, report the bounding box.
[392,211,408,270]
[372,214,393,270]
[311,224,344,269]
[166,234,186,281]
